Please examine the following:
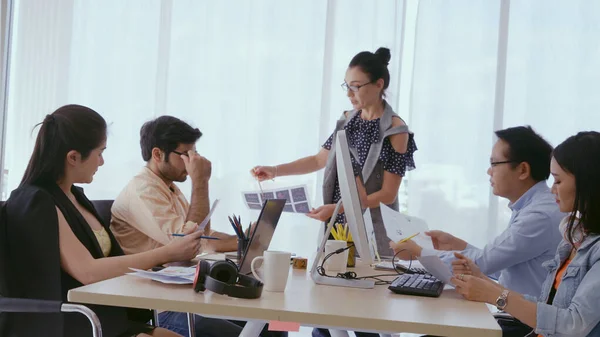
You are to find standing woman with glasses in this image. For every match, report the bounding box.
[251,47,417,260]
[252,48,416,337]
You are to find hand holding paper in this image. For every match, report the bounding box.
[380,203,434,250]
[417,255,454,287]
[389,238,423,261]
[397,232,419,244]
[196,199,219,232]
[451,252,485,279]
[242,184,311,214]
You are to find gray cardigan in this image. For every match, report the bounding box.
[322,101,411,257]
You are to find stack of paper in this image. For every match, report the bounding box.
[128,266,196,285]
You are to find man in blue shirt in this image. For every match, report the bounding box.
[392,126,564,298]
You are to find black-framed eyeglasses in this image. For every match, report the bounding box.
[341,81,373,93]
[172,150,196,157]
[490,160,518,167]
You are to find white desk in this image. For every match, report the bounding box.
[68,264,501,337]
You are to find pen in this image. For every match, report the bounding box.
[396,232,420,244]
[171,234,221,240]
[246,222,252,237]
[228,216,242,238]
[237,215,244,239]
[233,214,244,239]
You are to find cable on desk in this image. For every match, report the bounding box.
[316,243,400,285]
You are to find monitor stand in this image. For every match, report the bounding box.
[310,200,375,289]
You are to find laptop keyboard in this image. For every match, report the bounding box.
[388,273,444,298]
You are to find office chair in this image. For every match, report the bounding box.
[0,200,102,336]
[0,200,158,337]
[91,200,114,230]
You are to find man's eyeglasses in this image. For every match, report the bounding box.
[341,81,373,93]
[490,160,518,167]
[172,150,196,157]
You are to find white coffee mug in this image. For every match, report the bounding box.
[251,250,292,292]
[324,240,348,273]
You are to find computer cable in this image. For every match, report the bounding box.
[316,243,398,285]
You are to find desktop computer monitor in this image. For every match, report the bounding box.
[309,130,376,289]
[334,129,375,265]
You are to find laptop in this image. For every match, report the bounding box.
[237,199,286,275]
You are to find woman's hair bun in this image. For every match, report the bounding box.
[374,47,391,66]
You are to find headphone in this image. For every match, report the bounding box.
[193,259,263,299]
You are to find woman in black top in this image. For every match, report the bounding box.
[1,105,203,337]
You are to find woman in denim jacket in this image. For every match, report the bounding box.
[451,131,600,337]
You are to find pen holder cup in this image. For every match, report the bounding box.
[346,241,356,268]
[237,238,250,261]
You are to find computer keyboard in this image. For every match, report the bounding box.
[388,273,444,298]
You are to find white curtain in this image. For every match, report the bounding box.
[2,0,407,260]
[408,0,502,245]
[410,0,600,245]
[3,0,600,261]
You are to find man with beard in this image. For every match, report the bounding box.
[111,116,285,337]
[111,115,237,255]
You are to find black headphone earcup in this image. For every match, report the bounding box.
[193,260,211,293]
[209,260,238,285]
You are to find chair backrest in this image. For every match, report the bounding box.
[91,200,114,227]
[0,200,105,336]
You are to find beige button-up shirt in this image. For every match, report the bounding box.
[110,167,199,255]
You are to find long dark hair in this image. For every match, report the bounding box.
[553,131,600,246]
[20,104,107,187]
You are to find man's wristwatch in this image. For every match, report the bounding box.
[495,289,510,310]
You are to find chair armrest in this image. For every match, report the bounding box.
[0,299,102,337]
[61,303,102,337]
[0,297,61,313]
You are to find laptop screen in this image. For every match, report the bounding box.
[238,199,286,275]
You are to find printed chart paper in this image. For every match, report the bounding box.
[242,185,311,214]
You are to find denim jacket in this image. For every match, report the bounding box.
[534,232,600,337]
